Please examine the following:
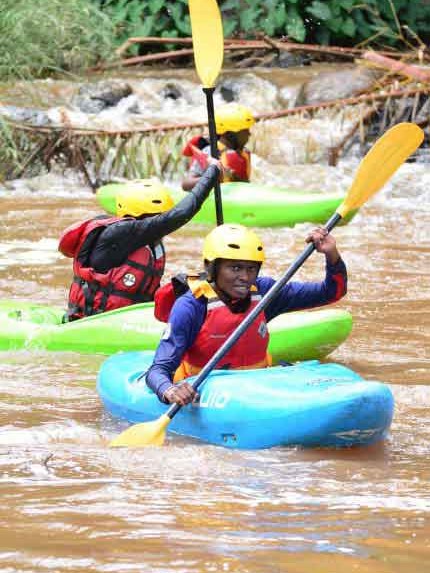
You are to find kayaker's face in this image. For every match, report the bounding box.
[222,129,250,150]
[215,259,259,299]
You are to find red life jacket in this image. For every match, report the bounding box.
[169,281,270,381]
[218,142,251,182]
[153,273,203,322]
[59,216,165,320]
[182,135,210,169]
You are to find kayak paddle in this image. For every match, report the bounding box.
[109,122,424,448]
[189,0,224,225]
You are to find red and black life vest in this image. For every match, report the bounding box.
[59,216,165,320]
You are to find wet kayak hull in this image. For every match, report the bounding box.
[96,181,354,227]
[0,301,352,360]
[98,351,394,449]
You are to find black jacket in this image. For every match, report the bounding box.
[79,165,219,273]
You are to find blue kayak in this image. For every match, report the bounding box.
[97,351,394,450]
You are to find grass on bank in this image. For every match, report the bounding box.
[0,0,115,81]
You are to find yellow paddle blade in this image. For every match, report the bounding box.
[109,414,171,448]
[337,122,424,218]
[189,0,224,88]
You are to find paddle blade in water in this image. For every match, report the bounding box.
[109,414,170,448]
[189,0,224,88]
[337,122,424,218]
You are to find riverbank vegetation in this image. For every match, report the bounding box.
[98,0,429,54]
[0,0,114,81]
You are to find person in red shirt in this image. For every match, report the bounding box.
[181,103,255,191]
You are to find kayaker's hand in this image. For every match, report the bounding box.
[163,382,198,406]
[306,227,340,265]
[207,157,225,181]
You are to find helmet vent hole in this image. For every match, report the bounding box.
[152,199,162,204]
[227,243,240,250]
[257,246,263,251]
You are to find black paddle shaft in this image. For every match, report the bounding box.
[166,212,343,419]
[203,87,224,226]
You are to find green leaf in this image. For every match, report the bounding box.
[342,16,356,37]
[273,4,287,29]
[286,7,306,42]
[133,17,155,38]
[261,3,286,35]
[222,19,237,37]
[168,3,190,35]
[148,0,164,14]
[306,1,332,21]
[330,1,341,17]
[221,0,238,10]
[338,0,355,10]
[239,7,262,31]
[328,17,343,33]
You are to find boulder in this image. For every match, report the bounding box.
[303,66,381,105]
[72,80,133,113]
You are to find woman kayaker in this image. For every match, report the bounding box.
[58,160,222,321]
[146,223,347,405]
[181,103,255,191]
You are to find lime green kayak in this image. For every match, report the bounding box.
[0,299,352,360]
[96,181,353,227]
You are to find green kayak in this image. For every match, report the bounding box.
[96,181,353,227]
[0,300,352,360]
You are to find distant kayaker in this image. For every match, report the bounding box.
[58,160,222,321]
[146,223,347,405]
[181,103,255,191]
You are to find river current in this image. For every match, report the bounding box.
[0,67,429,573]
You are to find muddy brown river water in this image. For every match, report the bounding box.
[0,154,429,572]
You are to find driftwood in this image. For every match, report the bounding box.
[363,51,430,83]
[327,106,383,166]
[257,86,429,121]
[95,36,426,71]
[2,81,428,183]
[115,35,420,58]
[5,85,426,138]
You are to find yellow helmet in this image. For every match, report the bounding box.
[116,179,174,217]
[203,224,265,264]
[215,103,255,134]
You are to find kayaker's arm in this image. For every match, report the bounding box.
[182,173,203,191]
[141,162,220,238]
[145,293,206,403]
[261,257,347,321]
[88,163,220,273]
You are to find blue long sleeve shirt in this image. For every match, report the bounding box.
[146,257,347,402]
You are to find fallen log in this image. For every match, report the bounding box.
[363,51,430,83]
[93,48,195,70]
[115,35,420,58]
[101,36,427,71]
[256,86,430,121]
